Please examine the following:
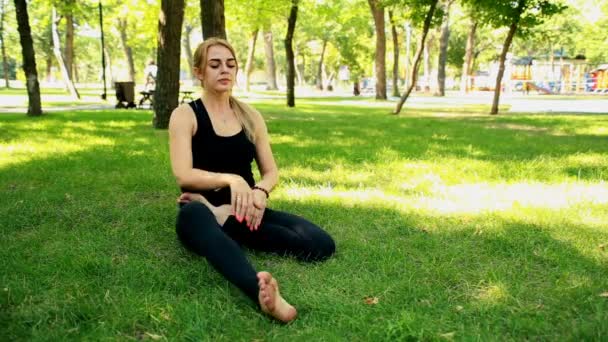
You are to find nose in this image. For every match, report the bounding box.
[220,62,231,72]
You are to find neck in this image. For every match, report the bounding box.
[202,90,231,113]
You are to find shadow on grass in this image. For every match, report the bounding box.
[1,152,607,341]
[1,105,607,340]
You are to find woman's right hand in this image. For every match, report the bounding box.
[229,175,253,223]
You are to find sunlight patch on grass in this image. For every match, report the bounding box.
[280,181,608,215]
[0,136,115,169]
[474,283,509,305]
[64,120,141,130]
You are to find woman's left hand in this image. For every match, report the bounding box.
[248,190,267,231]
[177,192,204,204]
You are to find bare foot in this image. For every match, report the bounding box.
[257,271,297,323]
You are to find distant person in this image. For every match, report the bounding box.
[168,38,336,322]
[144,60,157,92]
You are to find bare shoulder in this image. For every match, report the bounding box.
[169,103,196,134]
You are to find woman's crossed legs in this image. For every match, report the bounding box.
[176,201,335,321]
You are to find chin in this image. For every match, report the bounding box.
[214,85,233,93]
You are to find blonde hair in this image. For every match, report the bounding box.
[193,38,257,143]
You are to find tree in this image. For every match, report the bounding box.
[201,0,225,40]
[243,28,258,91]
[315,39,327,90]
[117,17,135,82]
[262,26,278,90]
[63,0,75,80]
[14,0,41,116]
[389,10,399,97]
[367,0,387,99]
[1,0,10,87]
[331,2,373,95]
[470,0,565,114]
[435,0,453,96]
[460,18,476,93]
[574,1,608,64]
[393,0,439,114]
[183,23,195,79]
[284,0,298,107]
[154,0,185,129]
[52,7,79,99]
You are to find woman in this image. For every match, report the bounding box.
[168,38,336,323]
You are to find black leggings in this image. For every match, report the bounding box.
[176,201,336,302]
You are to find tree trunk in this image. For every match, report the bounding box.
[244,28,258,92]
[46,55,52,82]
[52,8,79,99]
[263,27,278,90]
[73,55,79,83]
[284,0,298,107]
[393,0,438,114]
[549,41,554,81]
[404,22,411,89]
[491,21,518,115]
[325,71,335,91]
[200,0,225,40]
[368,0,386,99]
[1,0,9,87]
[117,18,135,82]
[389,11,399,97]
[104,47,112,88]
[353,78,360,96]
[65,12,74,80]
[14,0,41,115]
[154,0,185,129]
[423,35,431,93]
[460,19,476,94]
[315,39,327,90]
[295,46,303,86]
[436,0,452,96]
[183,24,195,80]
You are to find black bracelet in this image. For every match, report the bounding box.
[252,186,269,198]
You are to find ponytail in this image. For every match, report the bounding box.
[229,96,257,143]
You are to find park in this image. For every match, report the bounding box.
[2,0,608,340]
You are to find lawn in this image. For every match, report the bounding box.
[1,98,607,341]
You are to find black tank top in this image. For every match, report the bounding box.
[182,98,256,206]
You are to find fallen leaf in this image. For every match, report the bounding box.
[599,243,607,251]
[599,292,608,298]
[419,299,431,306]
[455,305,464,312]
[439,332,455,339]
[364,296,379,305]
[145,332,163,340]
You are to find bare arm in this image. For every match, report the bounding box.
[253,110,279,193]
[246,109,279,230]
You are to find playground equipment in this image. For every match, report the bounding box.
[508,55,595,94]
[587,65,608,93]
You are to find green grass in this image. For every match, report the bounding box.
[1,98,607,341]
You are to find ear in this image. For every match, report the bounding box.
[193,67,203,80]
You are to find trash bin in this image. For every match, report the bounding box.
[114,82,136,109]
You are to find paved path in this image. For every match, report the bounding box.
[0,104,116,114]
[2,90,606,114]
